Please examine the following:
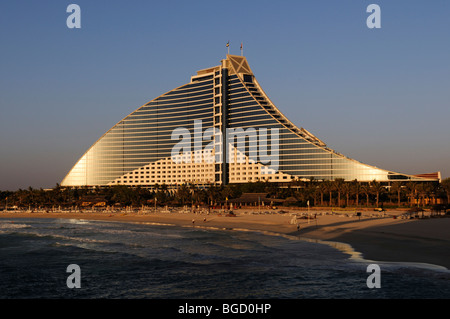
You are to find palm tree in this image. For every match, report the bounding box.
[429,183,440,206]
[417,183,432,207]
[195,188,208,205]
[390,181,404,207]
[308,178,320,206]
[155,183,169,204]
[317,180,327,206]
[371,180,385,208]
[361,183,371,207]
[423,183,436,213]
[351,179,361,207]
[428,182,440,206]
[206,183,222,206]
[177,184,191,205]
[188,183,199,204]
[323,180,334,207]
[405,182,417,207]
[264,181,279,199]
[341,182,351,207]
[222,185,235,202]
[442,178,450,205]
[290,177,303,191]
[27,186,34,207]
[333,178,345,207]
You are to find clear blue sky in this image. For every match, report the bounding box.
[1,0,449,190]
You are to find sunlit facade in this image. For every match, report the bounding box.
[61,55,440,187]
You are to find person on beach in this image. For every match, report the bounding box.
[297,223,300,231]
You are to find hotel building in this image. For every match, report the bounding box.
[61,55,440,187]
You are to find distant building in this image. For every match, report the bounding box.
[61,55,440,187]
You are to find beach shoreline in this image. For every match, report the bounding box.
[1,209,449,270]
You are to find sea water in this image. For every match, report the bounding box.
[0,218,448,299]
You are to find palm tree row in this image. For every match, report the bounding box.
[1,178,450,209]
[290,178,448,208]
[267,178,448,208]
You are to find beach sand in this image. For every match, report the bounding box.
[1,209,449,269]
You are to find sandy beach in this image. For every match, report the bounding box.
[1,209,449,269]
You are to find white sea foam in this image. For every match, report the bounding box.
[174,223,450,273]
[0,222,29,230]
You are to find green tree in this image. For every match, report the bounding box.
[440,178,450,205]
[222,184,235,201]
[351,179,361,207]
[428,183,439,206]
[371,180,385,208]
[155,184,169,204]
[333,178,345,207]
[405,182,418,207]
[361,184,371,207]
[188,183,199,205]
[323,180,334,207]
[416,183,435,207]
[206,184,221,206]
[264,181,280,198]
[390,182,404,207]
[176,184,192,205]
[341,182,351,207]
[317,181,327,206]
[307,178,319,206]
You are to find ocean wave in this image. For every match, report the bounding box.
[62,219,91,225]
[0,222,30,230]
[93,227,184,239]
[169,223,450,274]
[1,218,449,298]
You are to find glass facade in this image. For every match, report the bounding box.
[61,55,439,187]
[62,78,215,186]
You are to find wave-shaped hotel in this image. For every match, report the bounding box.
[61,54,440,188]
